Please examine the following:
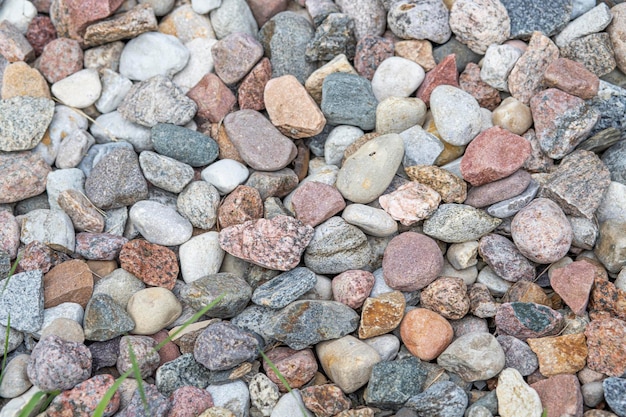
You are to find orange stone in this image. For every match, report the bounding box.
[86,260,117,284]
[527,333,588,376]
[394,40,436,71]
[359,291,406,339]
[400,308,453,361]
[44,259,94,308]
[1,61,51,99]
[502,280,552,307]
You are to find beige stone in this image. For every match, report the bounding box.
[394,40,436,71]
[492,96,533,135]
[40,317,85,343]
[127,287,183,335]
[1,61,50,99]
[305,54,357,103]
[158,4,215,43]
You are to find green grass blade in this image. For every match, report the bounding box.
[16,389,56,417]
[0,314,11,385]
[38,389,60,413]
[259,349,309,417]
[2,255,21,296]
[92,369,133,417]
[127,341,148,413]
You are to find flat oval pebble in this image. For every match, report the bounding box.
[341,204,398,237]
[370,56,425,102]
[129,200,193,246]
[179,232,224,284]
[252,267,317,309]
[437,332,506,381]
[126,287,182,335]
[151,123,218,167]
[423,203,502,243]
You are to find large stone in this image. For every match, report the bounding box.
[0,270,44,333]
[0,96,54,152]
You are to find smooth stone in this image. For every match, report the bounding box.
[324,125,364,166]
[55,129,96,169]
[492,96,533,135]
[480,44,522,92]
[555,3,612,48]
[342,204,398,237]
[400,308,453,361]
[423,203,502,243]
[90,111,152,152]
[95,69,133,114]
[193,321,258,372]
[210,0,258,39]
[176,181,220,230]
[478,233,536,282]
[139,151,193,193]
[400,124,444,167]
[477,266,513,297]
[92,268,145,309]
[51,69,102,108]
[119,31,189,81]
[151,123,218,167]
[129,200,193,246]
[437,332,506,381]
[370,57,425,102]
[430,85,482,146]
[487,179,540,218]
[497,335,539,376]
[321,72,377,130]
[496,368,543,417]
[19,208,75,253]
[387,0,451,44]
[597,181,626,224]
[172,37,217,93]
[201,159,249,195]
[45,168,85,212]
[179,232,224,284]
[495,302,564,340]
[0,354,31,398]
[126,287,181,335]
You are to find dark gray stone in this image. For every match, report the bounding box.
[577,127,622,153]
[252,267,317,309]
[501,0,573,39]
[603,377,626,417]
[231,304,278,345]
[364,357,428,410]
[151,123,219,167]
[0,270,44,333]
[496,335,539,376]
[433,37,482,73]
[83,294,135,342]
[587,81,626,140]
[405,381,468,417]
[601,139,626,186]
[258,11,316,84]
[306,13,357,62]
[155,353,212,396]
[178,273,252,318]
[89,336,121,373]
[193,321,259,371]
[320,72,378,130]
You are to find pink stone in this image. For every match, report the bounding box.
[74,232,128,261]
[17,240,71,274]
[382,232,444,292]
[247,0,289,27]
[378,182,441,226]
[354,35,395,80]
[543,58,599,100]
[148,329,181,367]
[478,233,536,282]
[119,239,179,290]
[420,276,470,320]
[217,185,263,229]
[584,318,626,377]
[238,57,271,111]
[46,374,120,417]
[0,211,19,259]
[168,386,214,417]
[464,170,531,208]
[263,347,318,392]
[25,15,57,56]
[460,126,532,186]
[38,37,84,83]
[332,270,375,309]
[0,20,34,62]
[530,374,583,417]
[400,308,453,361]
[550,261,595,316]
[212,32,264,86]
[416,54,459,106]
[301,384,351,417]
[459,62,501,110]
[50,0,125,43]
[187,73,236,124]
[291,182,346,227]
[218,215,314,271]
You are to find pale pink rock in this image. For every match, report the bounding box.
[379,182,441,226]
[449,0,510,54]
[38,37,84,83]
[0,211,20,259]
[212,32,264,86]
[332,270,375,309]
[218,215,315,271]
[530,374,583,417]
[400,308,453,361]
[263,347,318,392]
[291,182,346,227]
[550,260,595,316]
[169,386,214,417]
[543,58,599,100]
[264,75,326,139]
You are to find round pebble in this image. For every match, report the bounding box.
[370,57,425,102]
[400,308,453,361]
[126,287,182,335]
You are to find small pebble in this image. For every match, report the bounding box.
[126,287,182,335]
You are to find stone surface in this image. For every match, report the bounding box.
[584,318,626,376]
[126,287,182,334]
[119,239,179,290]
[353,35,394,81]
[550,260,595,315]
[603,377,626,417]
[0,151,50,204]
[497,335,539,376]
[379,182,441,226]
[496,302,564,340]
[0,270,43,333]
[371,56,425,102]
[560,33,617,77]
[449,0,510,54]
[404,381,468,417]
[194,321,259,371]
[400,308,453,361]
[252,267,317,309]
[321,72,377,130]
[423,203,502,243]
[438,332,506,381]
[359,291,405,339]
[543,57,600,100]
[430,85,482,146]
[501,0,572,39]
[178,273,252,318]
[1,60,50,99]
[119,31,189,81]
[43,259,93,309]
[496,368,543,417]
[212,32,263,86]
[420,277,470,320]
[0,96,54,152]
[46,374,119,417]
[478,233,535,282]
[387,0,451,44]
[262,347,317,392]
[527,332,588,376]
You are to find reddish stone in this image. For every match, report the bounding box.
[416,54,459,106]
[301,384,351,417]
[464,170,532,208]
[17,241,71,274]
[359,291,405,339]
[75,232,128,261]
[247,0,289,27]
[119,239,179,290]
[0,151,51,204]
[263,347,318,392]
[218,215,314,271]
[148,329,181,367]
[0,211,19,259]
[530,374,583,417]
[238,57,271,111]
[354,35,395,80]
[38,37,84,83]
[502,281,551,307]
[332,270,375,309]
[400,308,453,361]
[543,57,599,100]
[460,126,532,186]
[33,0,53,13]
[25,15,57,56]
[43,259,94,308]
[459,62,501,110]
[217,185,263,229]
[382,232,443,292]
[589,269,626,321]
[495,302,564,340]
[584,318,626,376]
[46,374,120,417]
[0,21,34,62]
[420,276,470,320]
[550,260,595,316]
[187,73,236,124]
[291,139,310,181]
[212,32,264,86]
[168,386,214,417]
[291,182,346,227]
[50,0,125,42]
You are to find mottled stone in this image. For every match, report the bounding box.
[449,0,510,54]
[550,260,595,315]
[155,353,211,396]
[306,13,356,62]
[75,233,127,261]
[38,37,83,84]
[560,33,617,77]
[263,347,317,392]
[379,182,441,226]
[405,381,468,416]
[500,0,572,39]
[422,203,502,243]
[83,3,157,47]
[248,372,279,416]
[543,58,599,100]
[603,377,626,417]
[497,335,539,376]
[179,273,252,318]
[27,335,91,391]
[585,318,626,376]
[527,333,588,376]
[359,291,405,339]
[420,277,470,320]
[496,368,543,417]
[0,270,44,333]
[43,259,93,309]
[46,374,119,417]
[387,0,451,44]
[0,20,34,62]
[168,386,214,417]
[83,293,134,341]
[478,233,535,283]
[400,308,453,361]
[305,54,357,103]
[0,151,50,204]
[139,151,194,193]
[301,384,351,417]
[0,96,54,152]
[496,302,564,340]
[589,266,626,320]
[57,189,105,233]
[332,269,374,309]
[430,84,482,146]
[118,239,178,290]
[116,382,170,417]
[437,332,506,381]
[404,164,466,204]
[186,73,236,124]
[363,357,425,410]
[194,321,259,371]
[1,61,50,99]
[211,32,263,86]
[252,267,317,309]
[353,35,394,81]
[25,15,56,56]
[116,335,159,378]
[217,185,263,229]
[321,72,377,130]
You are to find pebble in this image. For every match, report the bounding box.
[416,54,459,106]
[218,185,263,228]
[116,335,159,378]
[561,32,617,77]
[128,200,193,246]
[398,125,443,167]
[206,380,251,417]
[324,125,364,166]
[430,85,482,146]
[210,0,257,39]
[353,35,394,81]
[496,368,543,417]
[270,389,313,417]
[359,291,405,339]
[117,382,170,417]
[201,159,249,195]
[387,0,451,44]
[437,332,505,381]
[478,233,536,282]
[263,347,318,391]
[371,57,425,102]
[155,353,211,396]
[363,356,425,409]
[496,302,564,340]
[321,72,377,130]
[212,32,263,86]
[0,354,31,398]
[603,377,626,417]
[92,268,144,309]
[449,0,510,54]
[543,57,599,100]
[252,267,317,309]
[376,97,427,135]
[492,96,533,135]
[584,318,626,376]
[38,37,82,84]
[179,232,224,284]
[179,273,252,318]
[379,182,441,226]
[126,287,181,334]
[404,164,467,204]
[382,232,442,291]
[341,204,397,237]
[555,3,612,48]
[465,170,531,208]
[248,372,280,416]
[291,182,345,227]
[1,60,50,100]
[602,141,626,186]
[400,308,453,361]
[301,384,351,417]
[46,374,119,417]
[405,381,468,417]
[169,386,215,417]
[550,260,595,315]
[306,13,357,62]
[0,20,34,62]
[332,269,374,309]
[395,39,436,71]
[193,321,258,371]
[0,96,54,153]
[497,335,539,376]
[527,332,588,376]
[118,31,188,81]
[423,203,502,243]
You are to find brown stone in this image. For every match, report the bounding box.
[530,374,583,417]
[468,283,498,318]
[38,37,84,83]
[247,0,289,27]
[83,3,158,47]
[57,189,105,233]
[50,0,126,43]
[291,139,309,181]
[589,268,626,321]
[86,260,117,284]
[400,308,453,361]
[263,347,317,392]
[459,62,501,110]
[502,281,551,306]
[358,291,405,339]
[404,164,467,203]
[212,32,264,86]
[217,185,263,229]
[353,35,394,80]
[44,259,94,309]
[0,20,35,62]
[464,170,531,208]
[148,329,181,367]
[25,15,57,56]
[0,151,51,204]
[543,57,599,100]
[238,57,271,111]
[264,75,326,139]
[301,384,351,417]
[187,73,236,124]
[584,318,626,376]
[527,333,588,376]
[420,276,470,320]
[119,239,179,290]
[394,39,436,71]
[1,61,50,99]
[416,54,459,106]
[460,126,532,186]
[560,33,617,77]
[205,122,243,163]
[291,182,345,227]
[550,260,595,316]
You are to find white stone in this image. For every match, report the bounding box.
[430,85,482,146]
[173,37,218,93]
[51,69,102,108]
[342,204,398,237]
[480,44,523,92]
[33,104,89,166]
[127,287,182,334]
[555,3,613,48]
[248,373,280,417]
[0,0,36,33]
[19,209,75,253]
[446,241,479,270]
[400,124,444,167]
[34,302,84,339]
[95,69,133,114]
[119,32,190,81]
[270,389,313,417]
[0,386,45,417]
[496,368,543,417]
[201,159,249,195]
[0,354,31,398]
[363,334,400,362]
[596,181,626,224]
[90,111,153,152]
[210,0,258,39]
[129,200,192,246]
[207,380,251,417]
[298,274,333,301]
[376,96,427,134]
[55,130,96,169]
[192,0,222,14]
[46,168,85,211]
[179,232,224,284]
[324,125,364,166]
[371,56,425,102]
[138,0,175,16]
[477,266,512,297]
[571,0,596,19]
[440,260,478,285]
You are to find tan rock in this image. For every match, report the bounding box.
[40,317,85,343]
[43,259,94,309]
[405,164,467,203]
[394,40,436,71]
[84,4,158,47]
[527,333,588,376]
[305,54,357,103]
[126,287,182,335]
[358,291,406,339]
[57,189,105,233]
[158,4,215,43]
[400,308,453,360]
[1,61,50,99]
[492,96,533,135]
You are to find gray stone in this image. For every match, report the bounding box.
[95,69,133,114]
[118,75,197,127]
[603,377,626,417]
[205,380,251,417]
[487,179,540,218]
[430,85,483,146]
[128,200,193,245]
[324,125,363,167]
[268,300,359,350]
[209,0,258,39]
[155,353,212,396]
[405,381,468,417]
[586,81,626,140]
[231,304,277,345]
[560,32,617,77]
[139,151,194,193]
[92,268,145,309]
[0,324,23,356]
[117,335,159,378]
[83,294,135,342]
[119,31,189,81]
[400,125,444,167]
[554,3,613,48]
[176,181,220,230]
[602,139,626,185]
[270,388,313,417]
[364,357,427,410]
[193,321,259,371]
[387,0,451,44]
[0,97,54,152]
[178,273,252,318]
[151,123,219,167]
[568,215,599,250]
[437,332,506,381]
[55,129,96,170]
[480,44,523,92]
[35,302,84,339]
[320,72,378,130]
[0,354,31,398]
[497,335,539,376]
[304,217,372,275]
[501,0,573,39]
[90,111,153,153]
[433,37,483,73]
[423,204,502,243]
[252,267,317,309]
[335,0,386,39]
[306,13,357,62]
[19,209,75,253]
[46,168,85,211]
